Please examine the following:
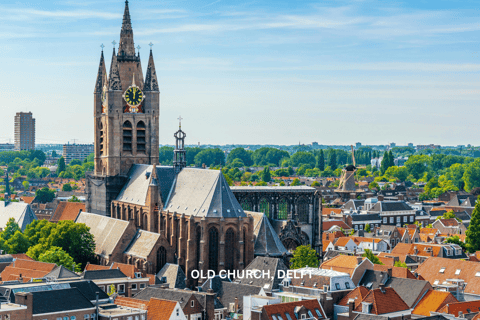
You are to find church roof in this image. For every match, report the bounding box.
[0,201,37,231]
[116,165,175,206]
[248,211,289,257]
[164,168,246,218]
[156,263,186,289]
[75,212,130,258]
[124,230,160,259]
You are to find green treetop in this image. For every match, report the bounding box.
[290,245,319,269]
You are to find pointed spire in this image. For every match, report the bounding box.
[144,49,159,91]
[95,50,107,93]
[108,48,122,91]
[118,0,135,57]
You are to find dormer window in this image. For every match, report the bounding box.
[455,269,461,275]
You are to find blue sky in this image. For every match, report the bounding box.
[1,0,479,146]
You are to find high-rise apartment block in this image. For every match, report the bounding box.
[63,143,94,164]
[14,112,35,151]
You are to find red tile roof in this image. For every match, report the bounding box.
[323,221,352,231]
[263,299,325,320]
[416,257,480,294]
[321,256,365,276]
[114,296,148,310]
[50,201,85,222]
[1,259,56,282]
[373,265,416,279]
[391,243,444,257]
[412,290,458,316]
[21,196,35,204]
[438,219,460,227]
[353,287,409,315]
[338,286,369,309]
[437,300,480,316]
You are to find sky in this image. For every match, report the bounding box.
[0,0,479,146]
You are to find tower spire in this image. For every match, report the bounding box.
[173,117,187,174]
[95,48,107,93]
[118,0,135,57]
[108,48,122,91]
[144,48,159,92]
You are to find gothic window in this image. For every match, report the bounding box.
[297,198,309,223]
[156,246,167,273]
[241,199,252,211]
[259,198,270,218]
[196,227,201,271]
[123,121,132,152]
[278,198,288,220]
[225,228,235,272]
[282,238,300,251]
[243,227,247,266]
[99,122,104,156]
[137,121,146,153]
[176,219,180,254]
[209,227,219,273]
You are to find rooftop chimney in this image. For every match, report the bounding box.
[379,284,386,293]
[357,256,363,264]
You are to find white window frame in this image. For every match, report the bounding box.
[132,283,138,290]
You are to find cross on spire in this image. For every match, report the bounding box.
[100,43,105,51]
[136,45,141,51]
[112,40,117,48]
[178,116,183,128]
[149,42,154,50]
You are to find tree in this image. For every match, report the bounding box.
[62,183,73,191]
[328,149,337,169]
[6,231,30,254]
[52,151,57,158]
[369,181,379,190]
[22,180,29,191]
[158,146,174,165]
[380,151,392,175]
[35,187,55,203]
[38,246,80,272]
[290,152,316,168]
[463,159,480,192]
[69,159,82,166]
[261,167,271,183]
[437,210,461,222]
[466,196,480,252]
[194,148,225,167]
[362,249,383,265]
[226,148,253,166]
[68,195,81,203]
[365,224,371,232]
[290,245,319,269]
[2,218,21,242]
[311,181,320,187]
[445,235,469,252]
[291,178,301,186]
[394,261,408,268]
[56,157,66,175]
[317,150,325,171]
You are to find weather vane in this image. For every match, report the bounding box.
[178,116,183,128]
[112,40,117,48]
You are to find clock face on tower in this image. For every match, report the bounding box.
[123,86,144,107]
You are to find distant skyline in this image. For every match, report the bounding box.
[1,0,479,146]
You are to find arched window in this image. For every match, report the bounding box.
[278,198,288,220]
[297,198,309,223]
[99,122,104,156]
[209,227,219,273]
[137,121,146,153]
[225,228,235,272]
[243,227,247,266]
[123,121,132,152]
[259,198,270,218]
[241,199,252,211]
[196,227,201,271]
[156,246,167,273]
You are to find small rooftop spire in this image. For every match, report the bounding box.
[144,48,159,92]
[95,49,107,93]
[173,118,187,174]
[108,48,122,91]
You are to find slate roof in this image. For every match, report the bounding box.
[156,263,186,289]
[200,281,262,312]
[351,213,381,222]
[413,290,458,316]
[373,265,416,279]
[368,201,414,213]
[75,212,130,258]
[165,168,246,218]
[0,201,37,231]
[234,257,288,291]
[68,280,110,301]
[116,165,176,206]
[44,265,80,279]
[454,211,471,221]
[50,201,85,222]
[249,212,288,257]
[343,199,365,211]
[134,287,216,310]
[448,195,477,207]
[30,287,94,315]
[124,229,160,259]
[82,269,127,280]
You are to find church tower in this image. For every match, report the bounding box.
[88,0,160,215]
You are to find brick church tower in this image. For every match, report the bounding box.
[87,0,160,215]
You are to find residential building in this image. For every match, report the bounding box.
[62,143,94,164]
[412,291,458,316]
[14,112,35,151]
[320,255,374,285]
[432,219,467,235]
[367,201,416,226]
[82,269,149,297]
[260,299,327,320]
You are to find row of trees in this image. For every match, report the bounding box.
[0,218,95,271]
